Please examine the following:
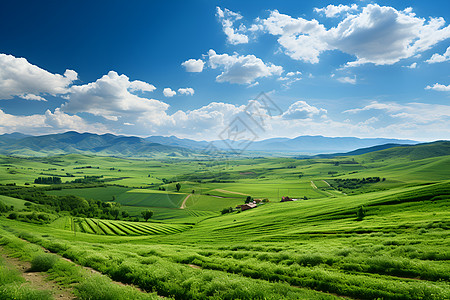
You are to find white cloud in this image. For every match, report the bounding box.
[129,80,156,92]
[314,4,358,18]
[216,7,249,45]
[344,100,450,124]
[0,53,77,100]
[278,71,302,88]
[258,4,450,66]
[406,62,417,69]
[337,76,357,84]
[207,49,283,84]
[178,88,194,95]
[19,94,47,101]
[163,88,176,97]
[286,71,302,77]
[0,108,106,135]
[282,101,327,119]
[181,59,205,72]
[61,71,169,121]
[426,46,450,63]
[425,83,450,91]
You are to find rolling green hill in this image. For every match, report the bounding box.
[0,140,448,299]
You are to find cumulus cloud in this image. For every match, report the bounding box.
[0,53,77,100]
[257,4,450,66]
[406,62,417,69]
[0,108,106,135]
[314,4,358,18]
[216,7,249,45]
[61,71,168,121]
[207,49,283,84]
[128,80,156,92]
[178,88,194,95]
[163,88,176,97]
[426,46,450,63]
[425,83,450,91]
[337,76,357,84]
[181,59,205,72]
[282,101,327,119]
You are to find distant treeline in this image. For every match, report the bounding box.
[330,177,385,190]
[34,177,62,184]
[0,185,120,219]
[33,175,104,185]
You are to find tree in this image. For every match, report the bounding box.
[176,183,181,192]
[111,208,120,220]
[245,196,252,204]
[356,206,365,221]
[141,210,154,221]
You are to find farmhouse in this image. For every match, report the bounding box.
[241,203,257,211]
[281,197,298,202]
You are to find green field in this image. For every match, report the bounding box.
[0,141,449,299]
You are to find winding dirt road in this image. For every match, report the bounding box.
[180,194,191,209]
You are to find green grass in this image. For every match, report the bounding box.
[118,190,186,208]
[0,144,449,299]
[0,194,31,209]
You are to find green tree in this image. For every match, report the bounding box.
[176,183,181,192]
[111,208,120,220]
[245,196,252,204]
[141,210,154,222]
[356,206,365,221]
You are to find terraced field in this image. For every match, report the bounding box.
[51,216,192,236]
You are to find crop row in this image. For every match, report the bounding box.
[73,218,192,236]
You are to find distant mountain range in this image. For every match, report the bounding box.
[148,134,418,154]
[0,131,420,157]
[0,131,193,158]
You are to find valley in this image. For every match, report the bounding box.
[0,141,449,299]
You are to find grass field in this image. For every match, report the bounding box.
[0,142,449,299]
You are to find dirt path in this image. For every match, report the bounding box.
[13,237,150,295]
[214,189,248,196]
[311,180,335,197]
[322,180,347,195]
[180,194,191,209]
[1,252,75,299]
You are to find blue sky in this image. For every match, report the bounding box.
[0,0,449,141]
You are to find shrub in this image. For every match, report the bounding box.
[7,212,17,219]
[356,206,365,221]
[30,253,58,272]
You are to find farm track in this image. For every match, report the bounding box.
[311,180,337,197]
[323,180,347,195]
[214,189,248,196]
[1,250,75,299]
[12,237,154,297]
[180,193,191,209]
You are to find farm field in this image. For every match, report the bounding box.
[0,141,449,299]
